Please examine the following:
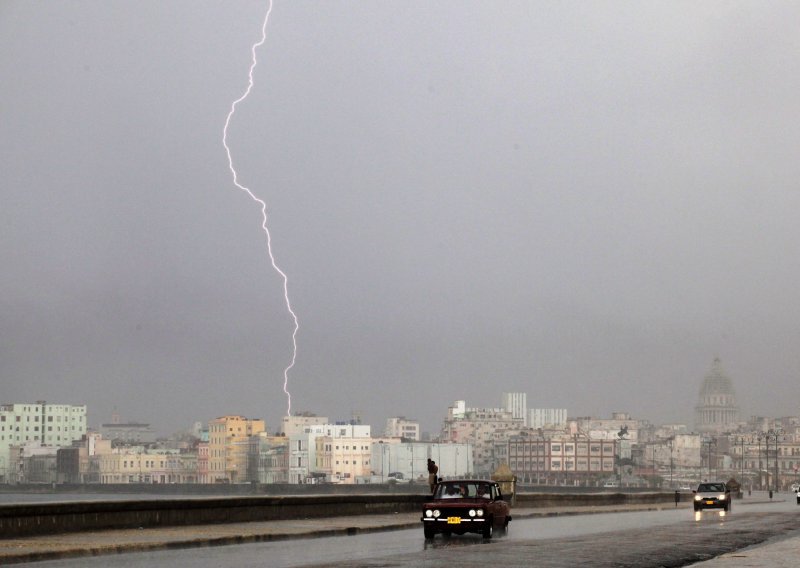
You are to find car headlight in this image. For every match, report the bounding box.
[476,509,484,517]
[425,510,433,518]
[433,509,441,518]
[469,509,476,517]
[719,494,726,500]
[694,495,702,501]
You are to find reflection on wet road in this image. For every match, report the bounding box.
[33,497,797,568]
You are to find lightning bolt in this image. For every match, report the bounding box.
[222,0,298,417]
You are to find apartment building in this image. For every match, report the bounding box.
[502,393,528,427]
[289,423,370,484]
[0,402,87,483]
[501,435,616,483]
[314,435,374,483]
[441,402,523,476]
[208,415,266,483]
[97,448,196,484]
[384,417,420,441]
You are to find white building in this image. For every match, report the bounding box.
[502,393,528,427]
[529,408,568,430]
[288,422,371,484]
[371,441,473,483]
[384,417,420,441]
[315,434,375,483]
[0,401,87,483]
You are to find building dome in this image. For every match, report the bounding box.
[695,357,740,434]
[698,357,737,398]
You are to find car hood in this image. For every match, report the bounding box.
[425,498,493,506]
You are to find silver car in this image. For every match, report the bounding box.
[693,482,731,512]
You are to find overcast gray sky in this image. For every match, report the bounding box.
[2,1,800,435]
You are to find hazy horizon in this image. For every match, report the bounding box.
[3,1,799,437]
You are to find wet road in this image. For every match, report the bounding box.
[32,497,800,568]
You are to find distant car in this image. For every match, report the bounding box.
[791,483,799,493]
[421,479,511,539]
[679,485,692,491]
[693,482,731,512]
[603,480,619,488]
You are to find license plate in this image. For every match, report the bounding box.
[705,501,714,505]
[447,517,461,524]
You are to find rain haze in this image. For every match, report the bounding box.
[2,1,799,435]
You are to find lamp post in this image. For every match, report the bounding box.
[738,436,745,485]
[536,429,544,486]
[651,445,656,488]
[765,429,784,491]
[668,437,674,489]
[756,433,764,490]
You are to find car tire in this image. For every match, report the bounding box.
[499,518,509,535]
[693,504,699,512]
[482,518,493,539]
[724,502,730,512]
[424,525,436,540]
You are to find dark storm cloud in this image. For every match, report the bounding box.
[2,1,799,435]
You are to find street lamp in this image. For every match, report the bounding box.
[765,429,784,492]
[756,433,764,490]
[668,437,674,489]
[737,436,745,485]
[651,445,656,488]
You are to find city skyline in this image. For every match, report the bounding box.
[7,356,768,438]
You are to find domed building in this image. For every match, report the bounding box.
[694,357,740,434]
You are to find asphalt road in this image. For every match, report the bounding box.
[31,498,800,568]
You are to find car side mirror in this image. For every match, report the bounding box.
[692,490,696,494]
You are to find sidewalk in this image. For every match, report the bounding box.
[0,502,687,564]
[691,535,800,567]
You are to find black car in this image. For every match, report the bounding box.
[693,482,731,511]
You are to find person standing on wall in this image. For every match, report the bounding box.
[427,459,439,493]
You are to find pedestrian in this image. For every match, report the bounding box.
[427,459,439,493]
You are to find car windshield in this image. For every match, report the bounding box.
[698,483,725,492]
[434,482,491,499]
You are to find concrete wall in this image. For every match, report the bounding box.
[0,491,678,538]
[516,491,678,508]
[0,482,425,496]
[0,494,425,538]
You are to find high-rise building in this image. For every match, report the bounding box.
[695,357,740,434]
[502,393,528,427]
[0,401,87,483]
[529,408,568,429]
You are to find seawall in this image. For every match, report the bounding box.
[0,491,679,538]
